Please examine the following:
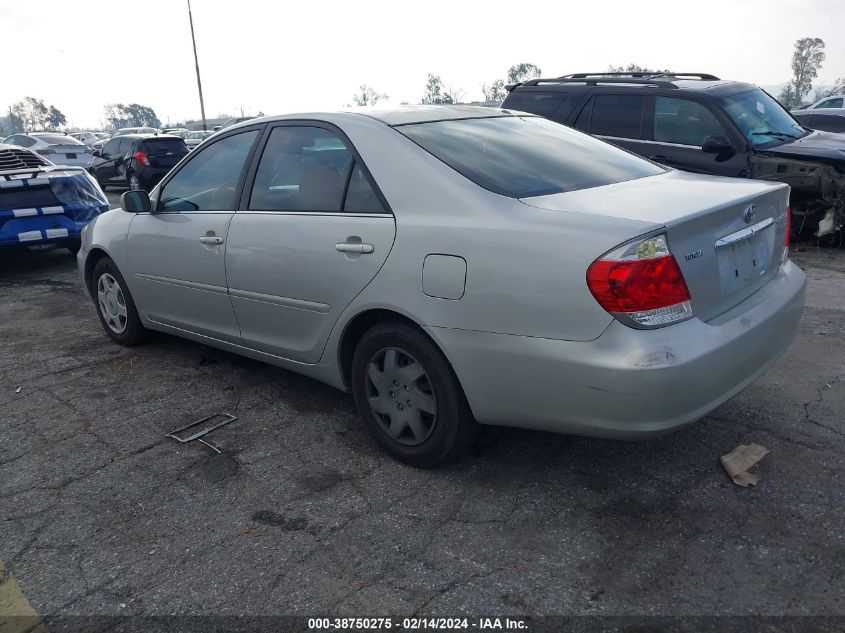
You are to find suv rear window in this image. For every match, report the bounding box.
[141,139,188,154]
[504,91,569,117]
[398,116,664,198]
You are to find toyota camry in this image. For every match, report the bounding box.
[77,106,806,466]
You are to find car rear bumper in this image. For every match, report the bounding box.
[0,213,87,247]
[426,259,806,439]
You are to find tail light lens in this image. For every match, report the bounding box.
[134,151,150,166]
[587,233,693,328]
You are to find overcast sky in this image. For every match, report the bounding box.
[3,0,844,128]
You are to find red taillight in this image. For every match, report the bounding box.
[134,151,150,166]
[587,233,694,328]
[587,255,691,312]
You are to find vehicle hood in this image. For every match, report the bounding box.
[519,169,786,225]
[756,129,845,162]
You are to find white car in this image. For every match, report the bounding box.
[184,130,211,149]
[2,132,92,168]
[69,131,103,147]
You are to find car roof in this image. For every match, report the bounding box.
[225,106,514,132]
[509,74,759,98]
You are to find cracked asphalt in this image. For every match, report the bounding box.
[1,197,843,617]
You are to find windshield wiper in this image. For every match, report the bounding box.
[751,130,798,140]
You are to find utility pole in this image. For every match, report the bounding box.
[187,0,207,132]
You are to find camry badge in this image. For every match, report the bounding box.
[744,204,757,224]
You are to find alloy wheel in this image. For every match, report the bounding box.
[129,175,141,191]
[365,347,437,446]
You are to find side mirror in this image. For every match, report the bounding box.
[121,190,151,213]
[92,150,101,157]
[702,135,735,155]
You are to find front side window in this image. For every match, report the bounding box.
[589,95,645,139]
[159,130,258,211]
[398,115,664,198]
[717,88,807,147]
[249,126,384,213]
[653,97,727,146]
[102,139,121,156]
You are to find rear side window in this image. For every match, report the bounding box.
[653,97,727,146]
[399,116,664,198]
[249,126,386,213]
[588,95,645,138]
[159,130,258,211]
[504,91,569,117]
[815,98,843,109]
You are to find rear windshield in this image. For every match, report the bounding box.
[141,139,188,153]
[398,116,664,198]
[34,134,83,145]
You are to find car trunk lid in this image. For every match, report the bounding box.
[520,170,790,321]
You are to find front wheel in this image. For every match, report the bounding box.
[91,257,146,346]
[351,322,478,467]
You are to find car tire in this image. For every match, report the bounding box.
[351,322,478,467]
[91,257,146,346]
[128,173,142,192]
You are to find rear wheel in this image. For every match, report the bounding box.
[91,257,145,346]
[351,322,478,467]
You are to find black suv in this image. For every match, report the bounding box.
[502,72,845,240]
[89,134,188,192]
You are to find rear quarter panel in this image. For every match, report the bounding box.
[332,116,658,343]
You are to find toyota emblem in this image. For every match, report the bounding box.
[743,204,757,224]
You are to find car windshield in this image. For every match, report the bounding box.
[34,134,83,145]
[717,88,808,147]
[398,115,665,198]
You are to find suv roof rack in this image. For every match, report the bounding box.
[565,72,720,81]
[506,72,720,91]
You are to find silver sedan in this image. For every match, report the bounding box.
[77,106,806,466]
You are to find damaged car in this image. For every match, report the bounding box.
[0,143,109,256]
[502,72,845,243]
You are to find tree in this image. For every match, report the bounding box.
[811,77,844,102]
[103,103,161,129]
[422,73,446,104]
[442,85,466,105]
[481,79,507,103]
[507,63,542,84]
[778,37,826,108]
[607,64,671,74]
[8,97,65,130]
[48,106,66,129]
[352,84,388,107]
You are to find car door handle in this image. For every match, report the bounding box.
[199,236,224,245]
[336,242,374,254]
